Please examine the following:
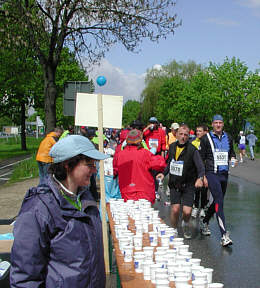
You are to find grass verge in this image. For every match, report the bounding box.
[7,152,39,184]
[0,136,42,161]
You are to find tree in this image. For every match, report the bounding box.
[1,0,180,132]
[142,60,203,124]
[122,100,141,127]
[208,57,260,139]
[34,48,90,128]
[0,47,39,150]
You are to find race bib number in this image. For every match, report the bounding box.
[170,160,184,176]
[214,151,228,166]
[149,138,158,148]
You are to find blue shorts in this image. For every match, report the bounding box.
[239,144,246,150]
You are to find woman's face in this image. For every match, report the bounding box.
[68,159,97,187]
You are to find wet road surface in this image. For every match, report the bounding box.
[155,175,260,288]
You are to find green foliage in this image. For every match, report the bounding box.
[141,57,260,136]
[8,152,39,184]
[142,60,205,124]
[208,57,260,138]
[33,48,89,128]
[122,100,141,127]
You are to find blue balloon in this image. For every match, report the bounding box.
[96,76,107,86]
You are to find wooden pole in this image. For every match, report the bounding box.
[97,93,110,274]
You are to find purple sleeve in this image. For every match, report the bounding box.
[10,210,49,288]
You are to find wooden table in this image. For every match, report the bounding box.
[107,204,176,288]
[0,225,13,254]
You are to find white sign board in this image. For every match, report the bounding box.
[75,93,123,128]
[11,127,19,135]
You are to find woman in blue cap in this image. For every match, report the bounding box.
[10,135,109,288]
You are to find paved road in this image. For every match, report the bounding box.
[155,172,260,288]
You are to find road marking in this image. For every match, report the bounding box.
[0,157,32,170]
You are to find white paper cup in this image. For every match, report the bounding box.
[124,246,133,262]
[152,210,159,219]
[143,246,154,260]
[175,255,187,265]
[192,279,208,288]
[153,221,161,233]
[167,263,180,277]
[161,235,170,247]
[156,246,168,252]
[149,232,158,246]
[134,254,145,273]
[151,263,162,284]
[190,258,201,266]
[193,271,207,282]
[142,221,149,233]
[174,277,189,287]
[143,260,154,280]
[179,251,193,261]
[173,237,184,245]
[133,235,143,251]
[155,279,169,287]
[208,283,224,288]
[203,268,213,284]
[178,244,189,254]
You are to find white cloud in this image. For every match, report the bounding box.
[87,59,145,104]
[204,18,239,26]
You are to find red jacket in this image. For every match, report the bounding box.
[113,145,166,203]
[143,128,166,154]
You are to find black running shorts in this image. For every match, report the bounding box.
[170,184,195,207]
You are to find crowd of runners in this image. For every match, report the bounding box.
[34,115,259,250]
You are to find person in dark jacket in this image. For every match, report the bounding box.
[199,114,237,247]
[157,124,206,239]
[10,135,109,288]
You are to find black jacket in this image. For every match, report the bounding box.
[164,141,205,188]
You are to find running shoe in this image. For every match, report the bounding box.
[221,232,233,247]
[200,219,211,236]
[155,192,161,201]
[199,208,206,218]
[191,207,198,218]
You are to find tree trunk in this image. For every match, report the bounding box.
[20,99,27,151]
[43,63,57,133]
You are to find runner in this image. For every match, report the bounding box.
[157,124,206,239]
[113,129,166,203]
[237,131,246,163]
[200,114,237,247]
[246,130,258,160]
[191,124,209,218]
[143,117,166,200]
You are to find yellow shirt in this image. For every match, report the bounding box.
[192,138,200,149]
[175,146,184,160]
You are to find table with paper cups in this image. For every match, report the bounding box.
[107,199,223,288]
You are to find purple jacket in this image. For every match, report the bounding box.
[10,176,106,288]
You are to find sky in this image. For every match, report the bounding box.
[88,0,260,103]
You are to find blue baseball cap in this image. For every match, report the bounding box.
[212,114,224,122]
[49,135,109,163]
[149,116,159,123]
